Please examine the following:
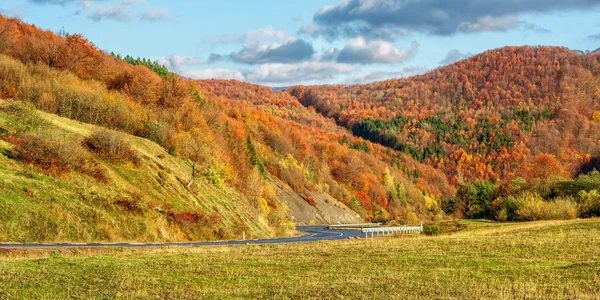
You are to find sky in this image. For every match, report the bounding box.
[1,0,600,87]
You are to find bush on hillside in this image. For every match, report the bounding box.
[422,223,441,236]
[449,181,497,219]
[2,100,49,132]
[10,133,109,183]
[84,130,141,166]
[577,190,600,217]
[515,193,577,221]
[489,196,521,221]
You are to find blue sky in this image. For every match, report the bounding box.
[1,0,600,86]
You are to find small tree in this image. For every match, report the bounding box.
[177,128,210,187]
[246,134,266,178]
[246,134,259,167]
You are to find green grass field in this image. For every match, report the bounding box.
[1,219,599,299]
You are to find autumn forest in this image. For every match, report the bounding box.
[1,14,600,239]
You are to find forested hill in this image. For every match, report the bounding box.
[0,13,452,243]
[290,46,600,185]
[2,13,600,238]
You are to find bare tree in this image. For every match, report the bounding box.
[176,128,210,188]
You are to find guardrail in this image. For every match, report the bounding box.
[327,223,383,230]
[362,223,423,237]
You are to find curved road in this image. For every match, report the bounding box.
[0,226,364,248]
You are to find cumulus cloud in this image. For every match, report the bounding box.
[457,15,520,33]
[30,0,168,22]
[90,3,132,21]
[155,55,207,71]
[216,39,315,65]
[30,0,80,4]
[180,68,245,81]
[305,0,600,39]
[346,66,428,84]
[176,62,357,86]
[141,8,168,21]
[246,62,357,85]
[523,23,552,34]
[438,49,473,65]
[588,33,600,40]
[334,39,419,64]
[205,26,290,45]
[0,6,21,17]
[299,22,407,41]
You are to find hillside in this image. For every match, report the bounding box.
[0,100,278,242]
[290,46,600,184]
[0,14,455,244]
[2,14,599,241]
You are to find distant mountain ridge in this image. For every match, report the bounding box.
[290,46,600,184]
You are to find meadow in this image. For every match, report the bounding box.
[1,219,599,299]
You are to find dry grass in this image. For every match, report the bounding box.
[0,219,599,299]
[0,101,274,243]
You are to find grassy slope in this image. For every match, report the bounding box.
[0,103,273,242]
[0,219,598,298]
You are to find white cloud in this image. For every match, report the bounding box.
[141,8,169,21]
[246,62,358,85]
[205,26,291,45]
[90,4,132,21]
[180,69,245,81]
[174,62,357,86]
[345,66,428,84]
[223,39,315,64]
[457,15,520,33]
[438,49,473,65]
[155,55,207,71]
[336,38,419,64]
[30,0,169,22]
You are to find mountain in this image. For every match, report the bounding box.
[3,14,598,241]
[0,15,447,242]
[290,46,600,185]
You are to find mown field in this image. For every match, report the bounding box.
[1,219,599,299]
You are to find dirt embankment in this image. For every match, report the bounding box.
[269,178,362,225]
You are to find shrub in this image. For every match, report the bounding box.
[0,126,8,138]
[578,190,600,217]
[164,208,225,240]
[114,197,144,215]
[515,193,577,221]
[233,219,250,236]
[453,181,497,219]
[422,224,441,236]
[10,133,109,182]
[84,130,141,166]
[2,101,49,132]
[304,194,317,207]
[495,209,508,222]
[490,196,521,221]
[143,120,166,146]
[257,197,270,216]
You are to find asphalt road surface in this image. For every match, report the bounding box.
[0,226,365,248]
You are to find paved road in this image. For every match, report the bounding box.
[0,226,364,248]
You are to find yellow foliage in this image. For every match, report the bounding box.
[423,194,435,210]
[382,167,394,191]
[592,111,600,123]
[278,154,302,170]
[257,197,270,216]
